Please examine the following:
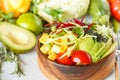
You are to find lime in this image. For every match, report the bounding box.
[16,13,43,35]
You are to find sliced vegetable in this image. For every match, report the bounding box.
[39,33,49,44]
[102,41,117,58]
[56,53,75,65]
[39,18,116,65]
[78,37,95,54]
[48,52,57,61]
[99,38,112,57]
[90,42,105,62]
[71,50,91,65]
[40,44,50,54]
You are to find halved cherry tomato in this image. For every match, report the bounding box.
[71,50,91,65]
[109,0,120,21]
[56,53,75,65]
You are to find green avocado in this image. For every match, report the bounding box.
[78,37,95,54]
[99,39,112,58]
[90,42,105,62]
[101,41,117,58]
[0,22,36,53]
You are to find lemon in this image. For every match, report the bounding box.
[16,13,43,35]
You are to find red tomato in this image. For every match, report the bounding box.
[109,0,116,3]
[109,0,120,21]
[56,53,75,65]
[71,50,91,65]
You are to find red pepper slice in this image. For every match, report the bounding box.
[56,53,75,65]
[86,23,94,31]
[56,22,74,28]
[71,50,91,65]
[73,18,85,26]
[44,18,94,31]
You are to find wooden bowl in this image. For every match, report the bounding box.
[36,36,116,80]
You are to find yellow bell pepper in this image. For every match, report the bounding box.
[0,0,31,17]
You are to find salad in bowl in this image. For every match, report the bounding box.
[38,18,117,65]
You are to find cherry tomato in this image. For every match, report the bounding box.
[109,0,116,3]
[56,53,75,65]
[109,0,120,21]
[71,50,91,65]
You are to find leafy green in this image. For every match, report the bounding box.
[0,10,16,23]
[72,27,83,37]
[88,0,110,25]
[30,0,41,15]
[42,7,64,22]
[111,17,120,33]
[51,25,57,32]
[50,30,66,38]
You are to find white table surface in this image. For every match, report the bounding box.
[0,47,116,80]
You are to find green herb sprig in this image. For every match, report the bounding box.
[0,44,24,76]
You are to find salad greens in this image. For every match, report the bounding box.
[39,19,117,65]
[88,0,110,25]
[42,7,64,22]
[37,0,90,23]
[0,0,118,77]
[30,0,41,15]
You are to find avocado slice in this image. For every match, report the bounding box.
[0,22,36,53]
[101,41,117,58]
[99,38,112,57]
[78,37,95,54]
[90,42,105,62]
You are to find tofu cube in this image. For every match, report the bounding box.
[40,45,50,54]
[51,45,60,53]
[48,50,55,55]
[59,45,68,53]
[39,33,49,44]
[48,52,57,61]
